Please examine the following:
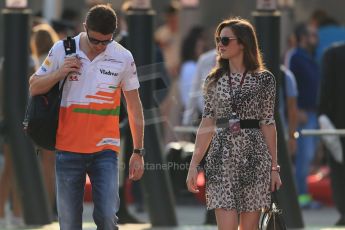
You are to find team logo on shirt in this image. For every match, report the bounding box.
[103,58,123,63]
[40,66,47,72]
[69,72,81,81]
[96,138,120,147]
[44,58,52,67]
[99,69,118,77]
[69,75,79,81]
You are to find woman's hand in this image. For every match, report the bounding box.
[271,171,282,192]
[186,165,199,193]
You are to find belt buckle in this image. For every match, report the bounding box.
[228,113,240,134]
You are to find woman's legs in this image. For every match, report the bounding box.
[239,211,261,230]
[215,208,238,230]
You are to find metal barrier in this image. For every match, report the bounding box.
[174,126,198,134]
[174,127,345,137]
[299,129,345,137]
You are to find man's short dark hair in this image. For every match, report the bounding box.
[86,4,117,35]
[311,9,338,27]
[164,2,180,15]
[294,23,308,43]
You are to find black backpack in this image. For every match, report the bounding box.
[23,37,76,151]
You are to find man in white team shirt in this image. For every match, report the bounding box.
[29,4,144,230]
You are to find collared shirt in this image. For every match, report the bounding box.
[35,33,139,153]
[289,47,320,111]
[279,65,298,134]
[179,60,197,107]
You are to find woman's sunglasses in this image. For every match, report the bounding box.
[86,30,114,46]
[216,36,237,46]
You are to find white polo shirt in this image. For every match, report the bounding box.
[35,33,139,153]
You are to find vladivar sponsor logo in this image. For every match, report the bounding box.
[99,69,118,77]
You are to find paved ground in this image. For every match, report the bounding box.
[1,202,344,230]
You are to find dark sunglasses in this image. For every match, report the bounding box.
[216,36,237,46]
[86,30,114,46]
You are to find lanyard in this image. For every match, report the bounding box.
[228,70,247,115]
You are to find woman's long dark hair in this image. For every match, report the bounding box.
[206,17,265,90]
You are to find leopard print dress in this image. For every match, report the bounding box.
[203,70,275,213]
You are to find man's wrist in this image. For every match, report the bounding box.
[133,148,145,156]
[55,69,66,81]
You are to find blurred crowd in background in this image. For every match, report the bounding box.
[1,0,345,228]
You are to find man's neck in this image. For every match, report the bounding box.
[80,33,103,61]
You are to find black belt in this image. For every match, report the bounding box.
[216,118,260,129]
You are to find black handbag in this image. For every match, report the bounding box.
[260,192,287,230]
[23,37,75,151]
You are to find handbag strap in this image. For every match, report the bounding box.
[271,191,279,205]
[259,191,280,229]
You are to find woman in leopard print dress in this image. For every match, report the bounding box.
[186,18,282,230]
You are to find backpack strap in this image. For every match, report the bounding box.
[59,37,76,92]
[63,36,76,55]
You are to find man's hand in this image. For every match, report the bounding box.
[129,153,144,181]
[57,55,82,79]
